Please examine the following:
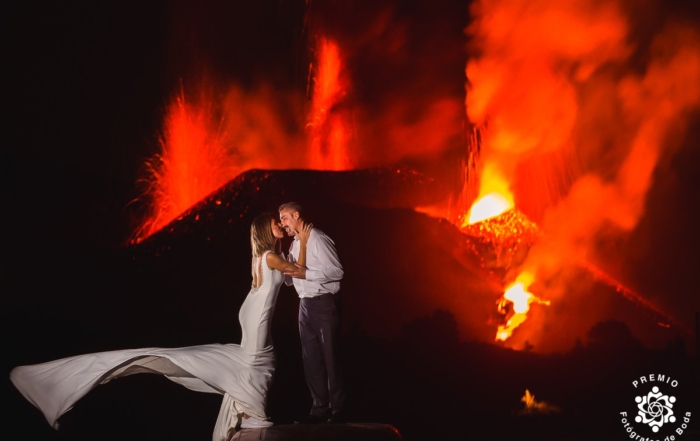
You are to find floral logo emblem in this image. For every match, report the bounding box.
[635,386,676,432]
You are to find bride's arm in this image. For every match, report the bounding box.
[296,222,312,268]
[266,222,310,272]
[266,252,294,272]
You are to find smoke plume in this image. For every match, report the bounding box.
[465,0,700,350]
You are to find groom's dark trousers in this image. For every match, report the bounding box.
[299,292,345,417]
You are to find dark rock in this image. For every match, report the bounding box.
[232,423,404,441]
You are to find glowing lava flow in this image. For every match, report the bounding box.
[519,389,560,415]
[496,273,550,341]
[460,170,548,342]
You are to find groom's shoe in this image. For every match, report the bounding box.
[294,413,328,425]
[328,411,347,424]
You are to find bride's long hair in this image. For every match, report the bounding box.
[250,212,279,257]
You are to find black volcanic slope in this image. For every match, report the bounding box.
[126,167,501,345]
[125,167,688,351]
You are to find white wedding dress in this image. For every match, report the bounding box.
[10,250,284,441]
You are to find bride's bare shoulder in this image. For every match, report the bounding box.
[265,251,288,271]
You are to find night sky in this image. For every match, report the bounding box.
[5,1,700,440]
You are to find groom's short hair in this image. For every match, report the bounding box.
[278,201,303,216]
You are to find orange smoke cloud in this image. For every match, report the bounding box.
[465,0,631,148]
[464,0,631,217]
[540,21,700,255]
[304,1,467,168]
[614,24,700,227]
[219,82,305,171]
[465,0,700,351]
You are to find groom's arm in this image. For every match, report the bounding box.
[286,233,343,281]
[305,234,343,282]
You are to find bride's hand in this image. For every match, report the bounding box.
[296,221,313,245]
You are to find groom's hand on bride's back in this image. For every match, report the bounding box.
[283,263,307,279]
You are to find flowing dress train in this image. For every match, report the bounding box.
[10,250,284,441]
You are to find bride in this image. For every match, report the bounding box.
[10,212,311,441]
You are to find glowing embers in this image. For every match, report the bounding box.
[495,273,550,341]
[518,389,561,416]
[461,207,540,271]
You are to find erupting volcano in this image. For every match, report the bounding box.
[122,0,699,352]
[8,1,700,441]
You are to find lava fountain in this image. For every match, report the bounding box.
[307,36,352,170]
[131,83,238,243]
[461,162,514,226]
[131,35,354,243]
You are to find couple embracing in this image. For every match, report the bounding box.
[10,202,346,440]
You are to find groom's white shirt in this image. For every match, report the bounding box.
[285,228,343,298]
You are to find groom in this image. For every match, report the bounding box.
[279,202,346,424]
